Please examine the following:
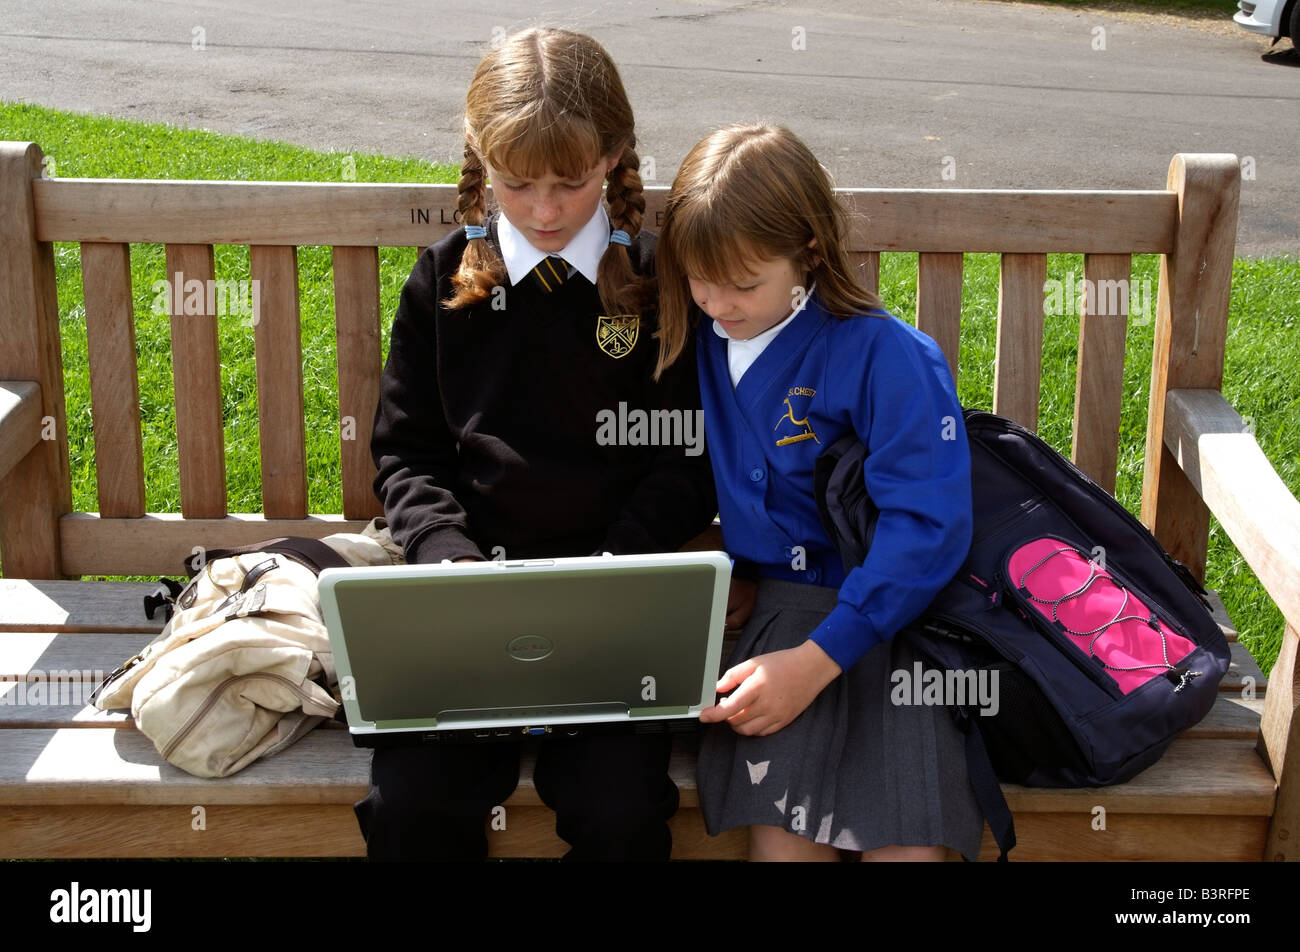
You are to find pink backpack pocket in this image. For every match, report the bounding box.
[1005,537,1198,695]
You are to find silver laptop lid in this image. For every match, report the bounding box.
[318,551,731,736]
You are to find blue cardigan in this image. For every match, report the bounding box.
[697,294,972,671]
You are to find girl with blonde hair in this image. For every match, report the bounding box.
[357,28,716,861]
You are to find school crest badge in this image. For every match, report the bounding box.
[774,387,820,446]
[596,314,639,359]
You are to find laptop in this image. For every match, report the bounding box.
[318,551,732,746]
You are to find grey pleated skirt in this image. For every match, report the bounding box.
[697,577,985,859]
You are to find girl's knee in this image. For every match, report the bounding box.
[859,843,949,862]
[748,825,841,862]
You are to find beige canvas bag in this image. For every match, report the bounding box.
[92,520,402,778]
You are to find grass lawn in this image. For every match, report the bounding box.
[1,101,1296,674]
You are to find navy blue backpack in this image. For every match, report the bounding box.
[814,409,1231,860]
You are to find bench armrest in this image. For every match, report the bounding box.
[0,380,41,484]
[1164,389,1300,632]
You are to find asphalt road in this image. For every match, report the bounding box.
[1,0,1297,256]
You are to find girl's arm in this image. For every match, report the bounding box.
[703,318,971,735]
[371,249,486,565]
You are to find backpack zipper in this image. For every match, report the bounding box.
[159,672,328,760]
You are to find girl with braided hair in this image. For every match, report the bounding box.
[357,27,718,861]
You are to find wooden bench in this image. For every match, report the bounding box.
[0,142,1295,860]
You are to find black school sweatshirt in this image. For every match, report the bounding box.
[371,215,718,564]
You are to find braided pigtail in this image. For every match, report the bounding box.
[444,142,507,310]
[597,147,652,319]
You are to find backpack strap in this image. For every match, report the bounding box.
[954,705,1017,862]
[184,536,351,577]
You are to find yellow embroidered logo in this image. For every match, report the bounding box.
[596,314,639,359]
[775,388,820,446]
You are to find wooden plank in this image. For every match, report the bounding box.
[0,632,155,681]
[33,179,1178,253]
[1207,588,1238,643]
[0,380,41,484]
[977,812,1267,862]
[164,243,227,519]
[1164,389,1300,636]
[0,142,69,578]
[992,253,1047,432]
[1224,640,1266,697]
[0,802,747,859]
[250,245,307,519]
[1140,155,1240,583]
[0,728,1271,817]
[1182,693,1264,741]
[0,804,367,858]
[851,251,879,298]
[0,580,167,633]
[998,739,1274,815]
[915,252,962,382]
[1262,623,1299,861]
[332,246,384,521]
[1070,253,1131,494]
[81,241,146,517]
[58,513,371,576]
[0,693,132,729]
[838,189,1177,253]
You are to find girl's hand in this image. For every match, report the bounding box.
[726,577,757,629]
[700,641,842,736]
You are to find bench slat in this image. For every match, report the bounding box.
[57,513,372,576]
[0,380,41,485]
[0,580,165,632]
[916,252,962,383]
[851,250,879,297]
[81,241,147,517]
[164,243,227,519]
[993,253,1047,432]
[250,245,308,519]
[977,812,1267,862]
[33,180,1178,253]
[0,802,747,859]
[0,729,1273,819]
[0,632,154,681]
[1071,253,1131,495]
[332,246,384,521]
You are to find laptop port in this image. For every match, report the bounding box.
[494,729,512,737]
[525,726,551,736]
[474,731,491,739]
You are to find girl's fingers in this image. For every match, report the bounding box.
[715,658,757,693]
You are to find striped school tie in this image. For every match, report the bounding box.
[529,256,572,294]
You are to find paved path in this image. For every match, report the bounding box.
[1,0,1296,255]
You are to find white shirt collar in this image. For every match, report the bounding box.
[497,205,610,287]
[711,282,815,387]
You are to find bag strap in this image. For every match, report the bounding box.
[184,536,351,577]
[954,706,1017,862]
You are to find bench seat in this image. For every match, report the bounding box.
[0,579,1275,860]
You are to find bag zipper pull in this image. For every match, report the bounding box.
[1167,668,1203,693]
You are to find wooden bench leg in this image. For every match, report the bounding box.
[1261,622,1299,861]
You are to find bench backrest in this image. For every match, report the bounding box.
[0,144,1240,583]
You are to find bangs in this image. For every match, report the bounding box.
[480,105,604,180]
[670,200,772,285]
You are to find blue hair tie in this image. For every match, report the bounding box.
[464,224,487,240]
[609,229,631,247]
